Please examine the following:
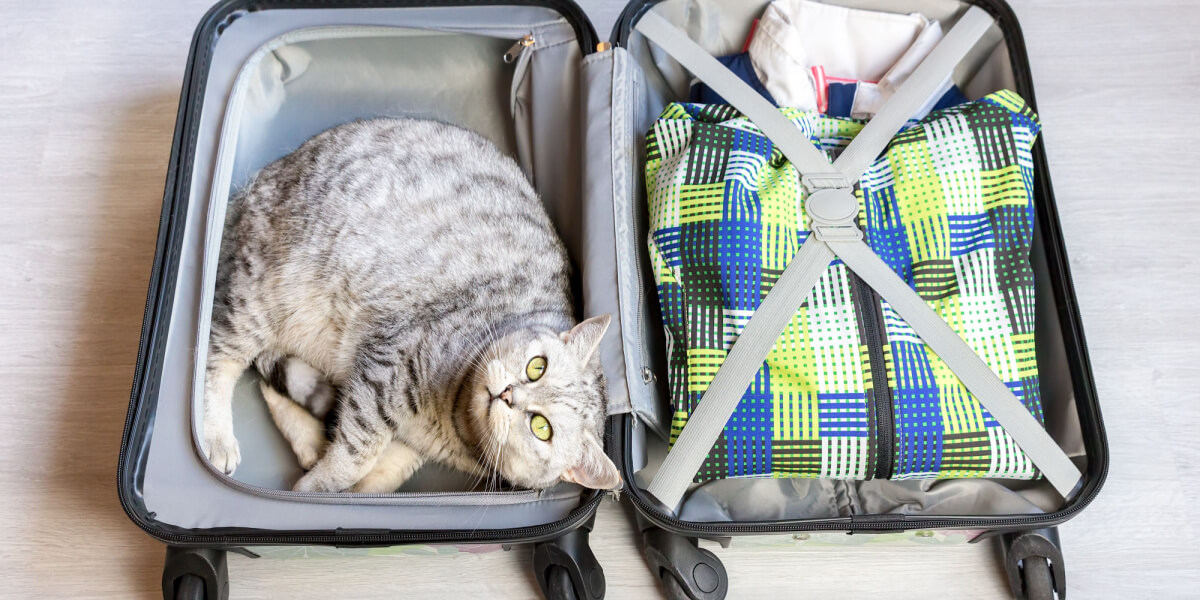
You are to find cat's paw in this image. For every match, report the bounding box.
[350,473,401,494]
[292,433,325,471]
[293,471,333,493]
[204,429,241,475]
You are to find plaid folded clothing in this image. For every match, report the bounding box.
[646,90,1044,483]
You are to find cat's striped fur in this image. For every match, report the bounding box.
[204,118,619,493]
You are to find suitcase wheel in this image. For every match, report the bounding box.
[640,526,728,600]
[545,565,579,600]
[173,574,207,600]
[1019,557,1056,600]
[660,569,695,600]
[162,547,229,600]
[533,523,605,600]
[1003,527,1066,600]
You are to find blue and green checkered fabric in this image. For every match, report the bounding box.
[646,90,1044,483]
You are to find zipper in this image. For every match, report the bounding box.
[119,0,603,547]
[506,33,536,123]
[134,494,603,548]
[853,275,894,480]
[625,52,654,387]
[503,34,535,63]
[195,22,552,504]
[612,0,657,47]
[617,410,1104,536]
[207,461,546,505]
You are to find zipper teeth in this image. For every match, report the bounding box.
[627,53,651,385]
[209,465,545,504]
[119,0,602,546]
[856,278,893,480]
[619,412,1105,535]
[136,493,604,547]
[190,23,540,505]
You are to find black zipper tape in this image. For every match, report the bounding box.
[118,0,602,548]
[852,276,894,480]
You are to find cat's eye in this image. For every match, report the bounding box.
[526,356,547,381]
[530,414,552,441]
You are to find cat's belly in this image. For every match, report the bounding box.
[393,414,477,473]
[263,278,363,383]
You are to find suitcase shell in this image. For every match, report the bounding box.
[118,1,611,598]
[119,1,1107,598]
[597,1,1108,598]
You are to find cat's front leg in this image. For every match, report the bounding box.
[293,427,390,493]
[293,376,392,493]
[259,379,327,470]
[350,441,424,493]
[203,357,248,474]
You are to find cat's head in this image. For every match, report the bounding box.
[462,314,621,491]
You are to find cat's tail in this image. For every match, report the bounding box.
[255,355,338,426]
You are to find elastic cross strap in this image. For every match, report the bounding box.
[636,8,1082,510]
[633,10,844,186]
[829,240,1082,497]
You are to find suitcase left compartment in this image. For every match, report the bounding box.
[117,3,610,599]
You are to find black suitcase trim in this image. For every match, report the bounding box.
[117,0,608,548]
[607,0,1109,538]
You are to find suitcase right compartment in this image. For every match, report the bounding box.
[585,0,1108,596]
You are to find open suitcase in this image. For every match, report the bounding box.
[117,0,1107,599]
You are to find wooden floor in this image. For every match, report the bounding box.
[1,0,1197,597]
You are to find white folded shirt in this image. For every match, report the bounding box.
[748,0,954,119]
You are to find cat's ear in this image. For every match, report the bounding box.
[561,314,612,364]
[561,432,622,490]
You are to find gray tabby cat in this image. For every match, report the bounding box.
[204,117,620,493]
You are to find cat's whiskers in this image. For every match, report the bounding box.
[465,409,504,492]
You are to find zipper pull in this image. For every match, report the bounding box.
[503,34,535,64]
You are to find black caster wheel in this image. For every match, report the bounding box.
[173,574,207,600]
[546,565,580,600]
[640,526,728,600]
[660,571,693,600]
[533,521,605,600]
[162,547,229,600]
[1003,527,1065,600]
[1020,557,1055,600]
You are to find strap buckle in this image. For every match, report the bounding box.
[801,173,851,193]
[804,187,863,241]
[811,223,864,242]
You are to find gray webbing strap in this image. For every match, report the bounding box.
[830,241,1084,496]
[634,10,844,186]
[636,7,1082,509]
[647,236,834,508]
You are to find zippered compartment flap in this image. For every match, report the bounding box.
[580,47,668,435]
[125,2,606,537]
[609,0,1105,531]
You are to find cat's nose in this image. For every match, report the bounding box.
[500,385,513,406]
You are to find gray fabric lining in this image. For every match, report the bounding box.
[580,52,629,417]
[142,6,600,531]
[581,48,671,436]
[622,0,1089,522]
